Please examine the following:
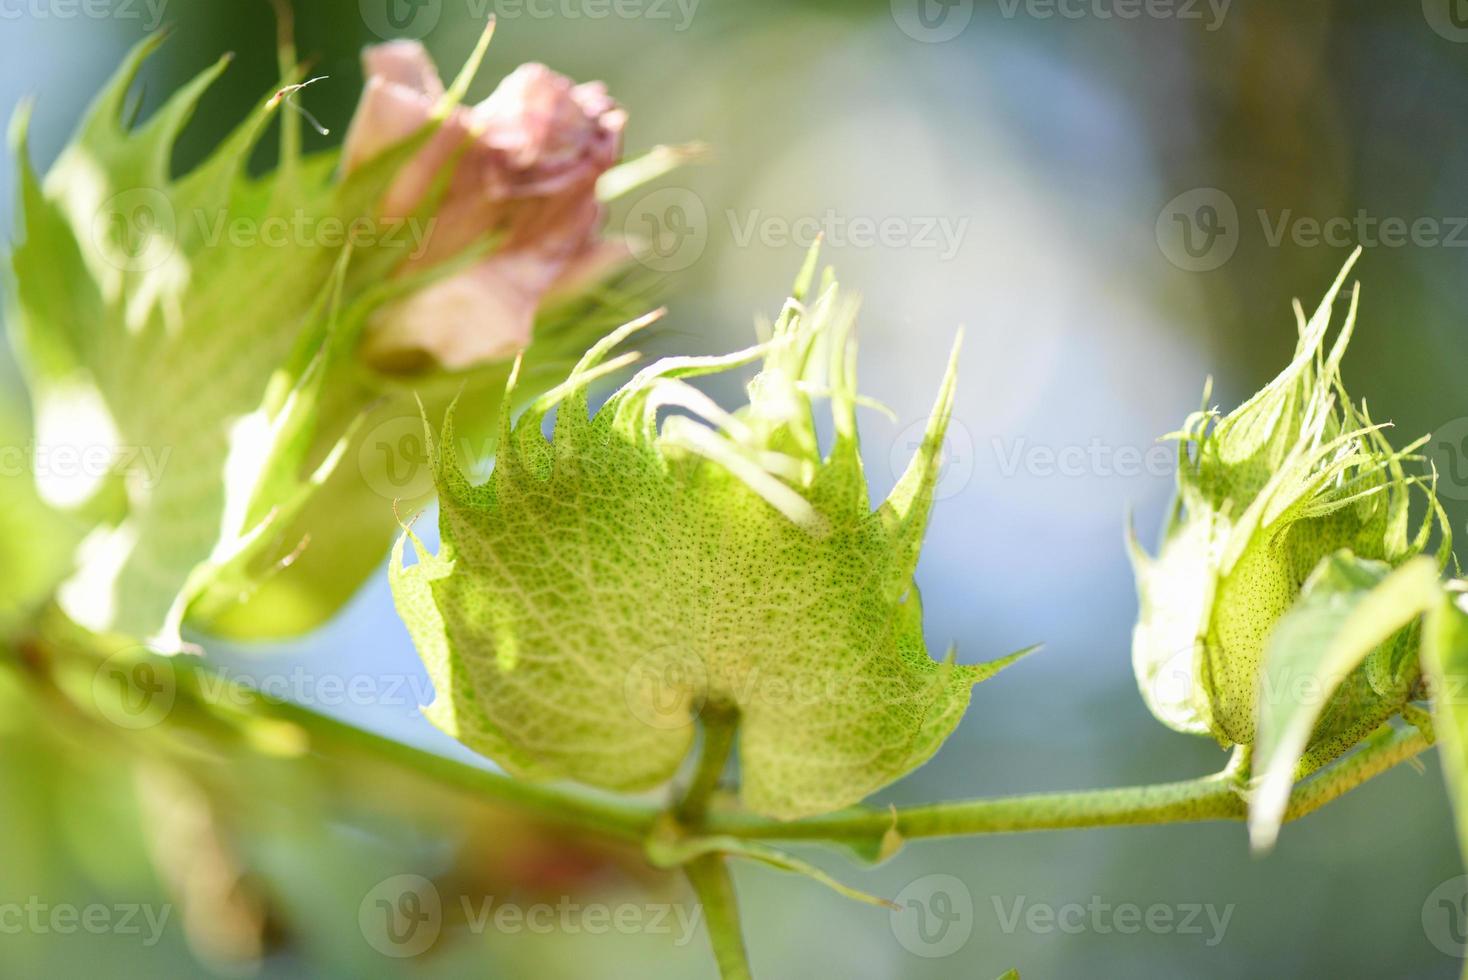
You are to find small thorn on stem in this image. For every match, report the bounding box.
[268,76,331,135]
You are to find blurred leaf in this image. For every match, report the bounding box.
[1424,588,1468,880]
[0,402,82,633]
[1249,552,1440,850]
[7,36,434,645]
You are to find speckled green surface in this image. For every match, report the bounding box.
[1130,251,1448,750]
[393,257,1025,819]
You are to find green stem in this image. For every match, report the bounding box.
[677,702,738,825]
[700,724,1432,845]
[670,704,750,976]
[684,853,752,980]
[12,627,1435,850]
[13,634,654,844]
[1283,721,1433,822]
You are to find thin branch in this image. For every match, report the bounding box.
[677,701,738,825]
[684,854,752,980]
[12,635,1436,852]
[700,724,1433,846]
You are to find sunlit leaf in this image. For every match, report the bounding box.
[393,250,1027,819]
[1249,553,1441,850]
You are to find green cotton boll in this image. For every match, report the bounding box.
[391,248,1033,821]
[1131,249,1450,750]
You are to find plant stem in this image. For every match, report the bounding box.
[12,633,655,844]
[1283,721,1433,822]
[677,702,738,825]
[700,724,1433,846]
[684,854,752,980]
[671,704,750,975]
[12,629,1436,850]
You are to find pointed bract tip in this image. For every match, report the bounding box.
[1247,817,1281,856]
[8,96,35,153]
[444,17,498,108]
[792,238,822,301]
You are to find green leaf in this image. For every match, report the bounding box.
[392,252,1027,819]
[1249,553,1441,850]
[202,155,676,640]
[1423,587,1468,876]
[7,37,424,645]
[9,32,664,645]
[0,399,84,633]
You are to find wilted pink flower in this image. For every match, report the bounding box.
[342,41,627,371]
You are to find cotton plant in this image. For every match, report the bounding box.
[1126,251,1468,850]
[6,25,672,647]
[1130,250,1448,752]
[392,248,1028,822]
[12,21,1468,980]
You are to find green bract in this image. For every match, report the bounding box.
[393,252,1027,820]
[6,34,652,645]
[1130,251,1449,754]
[5,36,444,646]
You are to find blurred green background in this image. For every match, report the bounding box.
[3,0,1468,976]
